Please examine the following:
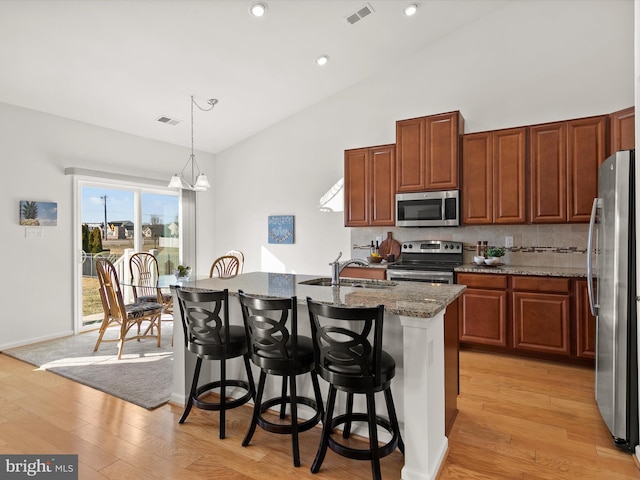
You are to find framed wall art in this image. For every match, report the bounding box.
[268,215,294,244]
[19,200,57,226]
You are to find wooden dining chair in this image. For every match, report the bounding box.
[129,252,173,314]
[95,257,163,359]
[209,255,240,278]
[226,250,245,273]
[130,252,174,345]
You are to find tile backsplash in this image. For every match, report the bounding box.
[350,224,589,269]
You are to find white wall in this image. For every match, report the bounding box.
[0,102,212,348]
[210,0,634,276]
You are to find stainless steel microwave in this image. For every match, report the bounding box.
[396,190,460,227]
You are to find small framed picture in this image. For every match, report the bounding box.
[19,201,57,226]
[268,215,294,244]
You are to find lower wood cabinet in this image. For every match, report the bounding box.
[575,278,596,359]
[511,276,570,356]
[456,272,594,364]
[458,273,508,347]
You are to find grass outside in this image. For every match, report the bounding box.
[83,276,103,316]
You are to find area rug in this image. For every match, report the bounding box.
[2,322,174,409]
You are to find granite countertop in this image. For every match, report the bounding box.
[454,263,588,278]
[180,271,465,318]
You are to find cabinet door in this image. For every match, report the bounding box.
[530,122,567,223]
[567,116,607,223]
[396,117,426,192]
[369,145,396,226]
[459,288,507,347]
[512,291,570,355]
[609,106,635,155]
[344,148,370,227]
[461,132,493,224]
[493,128,527,224]
[425,112,460,190]
[575,279,596,359]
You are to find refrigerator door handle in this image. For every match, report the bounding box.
[587,197,601,316]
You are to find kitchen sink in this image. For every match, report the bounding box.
[299,277,397,289]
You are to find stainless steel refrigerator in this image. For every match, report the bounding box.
[587,149,638,452]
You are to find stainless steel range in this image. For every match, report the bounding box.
[386,240,463,284]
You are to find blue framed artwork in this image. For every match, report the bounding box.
[19,200,57,226]
[268,215,294,244]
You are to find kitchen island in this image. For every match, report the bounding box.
[172,272,465,480]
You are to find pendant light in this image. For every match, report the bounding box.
[168,95,218,191]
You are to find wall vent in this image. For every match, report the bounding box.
[345,3,374,25]
[156,116,180,126]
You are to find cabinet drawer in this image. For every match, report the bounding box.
[512,276,570,293]
[457,273,507,290]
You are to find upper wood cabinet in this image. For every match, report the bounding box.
[344,144,396,227]
[609,106,635,155]
[461,127,527,225]
[461,132,492,224]
[530,122,567,223]
[396,111,464,192]
[530,115,606,223]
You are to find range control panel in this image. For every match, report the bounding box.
[400,240,463,254]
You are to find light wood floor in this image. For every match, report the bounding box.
[0,350,638,479]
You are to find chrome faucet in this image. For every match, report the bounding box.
[330,252,370,286]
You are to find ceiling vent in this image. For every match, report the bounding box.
[156,116,181,126]
[345,3,374,25]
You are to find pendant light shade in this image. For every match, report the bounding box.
[168,174,186,189]
[194,173,211,191]
[168,95,218,191]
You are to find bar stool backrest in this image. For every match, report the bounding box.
[307,299,385,391]
[238,292,299,371]
[176,288,230,357]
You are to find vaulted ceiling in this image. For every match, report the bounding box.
[0,0,510,153]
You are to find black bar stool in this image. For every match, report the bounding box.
[306,298,404,480]
[176,287,255,439]
[238,290,324,467]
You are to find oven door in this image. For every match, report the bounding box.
[386,269,454,284]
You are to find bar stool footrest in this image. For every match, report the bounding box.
[257,396,322,434]
[328,413,399,461]
[192,380,253,411]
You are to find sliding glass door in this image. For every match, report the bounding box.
[76,180,179,329]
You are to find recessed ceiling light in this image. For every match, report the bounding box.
[315,55,329,66]
[403,4,418,16]
[250,2,267,17]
